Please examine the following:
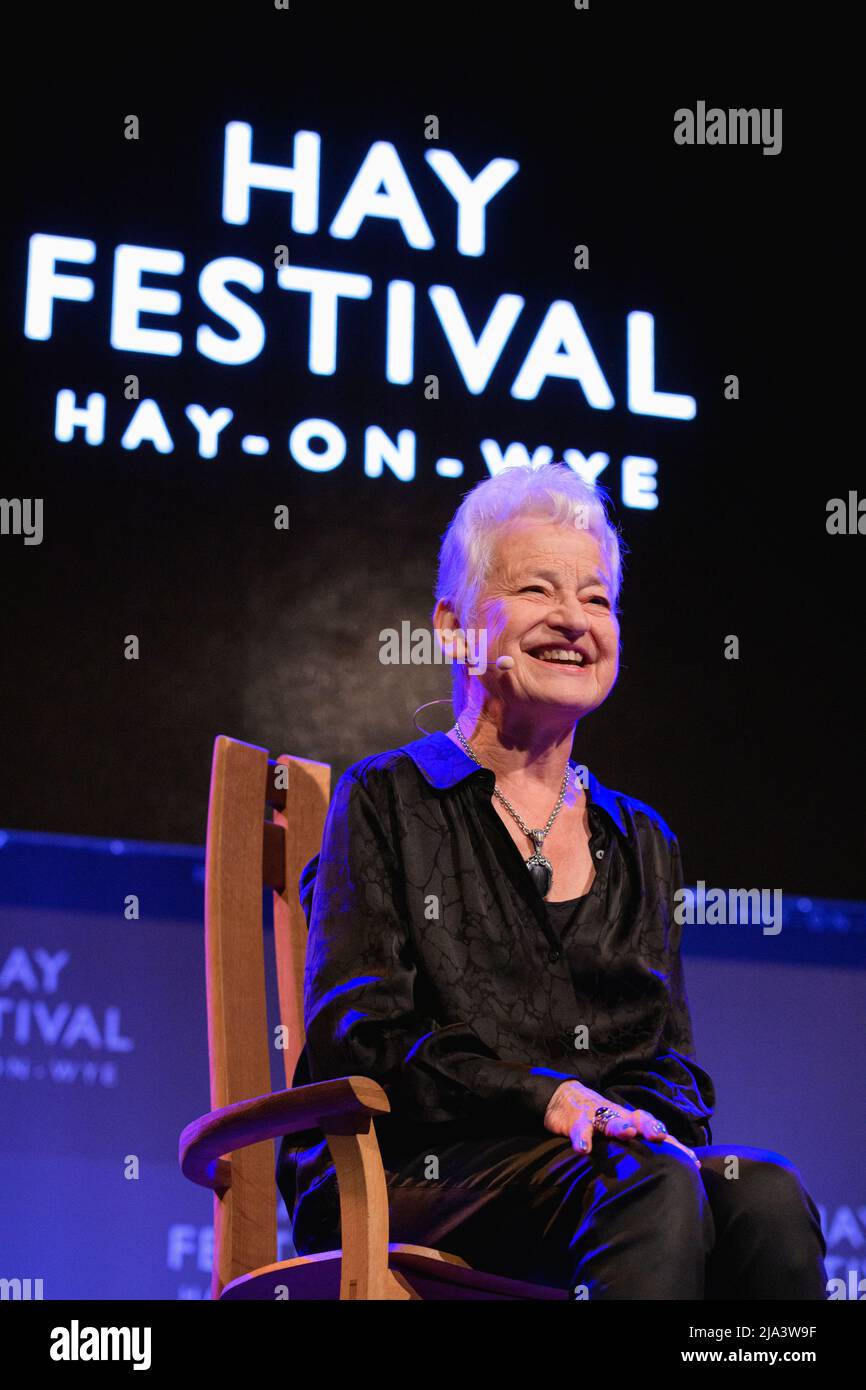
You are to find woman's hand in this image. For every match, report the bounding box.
[543,1080,701,1168]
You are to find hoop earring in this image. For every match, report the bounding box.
[412,697,455,736]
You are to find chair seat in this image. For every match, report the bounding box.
[220,1243,570,1300]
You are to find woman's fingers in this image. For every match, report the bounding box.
[570,1120,594,1154]
[660,1134,701,1167]
[604,1113,638,1140]
[630,1108,671,1143]
[572,1106,702,1169]
[536,1067,702,1166]
[570,1110,636,1154]
[627,1110,701,1167]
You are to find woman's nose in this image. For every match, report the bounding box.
[545,600,589,635]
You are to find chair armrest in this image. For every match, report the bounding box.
[179,1076,391,1190]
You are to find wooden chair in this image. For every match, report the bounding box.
[178,734,569,1301]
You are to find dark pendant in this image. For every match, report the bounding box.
[526,854,553,897]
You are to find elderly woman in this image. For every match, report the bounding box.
[277,462,827,1299]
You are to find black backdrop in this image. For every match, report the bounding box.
[3,6,861,899]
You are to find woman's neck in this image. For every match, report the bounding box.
[449,706,577,795]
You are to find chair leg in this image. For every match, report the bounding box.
[326,1127,409,1299]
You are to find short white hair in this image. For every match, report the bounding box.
[432,462,627,717]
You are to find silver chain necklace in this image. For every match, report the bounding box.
[452,721,570,897]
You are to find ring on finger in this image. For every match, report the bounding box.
[592,1106,620,1135]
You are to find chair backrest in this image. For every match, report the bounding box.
[204,734,331,1289]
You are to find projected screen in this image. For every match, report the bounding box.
[21,114,703,486]
[4,69,860,899]
[23,121,694,499]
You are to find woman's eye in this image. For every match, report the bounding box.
[519,587,611,605]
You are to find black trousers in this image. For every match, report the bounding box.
[290,1130,829,1299]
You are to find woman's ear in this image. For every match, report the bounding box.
[433,600,466,662]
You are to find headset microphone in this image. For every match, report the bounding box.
[467,653,515,674]
[445,633,515,674]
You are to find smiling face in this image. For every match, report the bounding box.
[443,515,620,722]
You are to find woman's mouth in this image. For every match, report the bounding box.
[526,646,591,671]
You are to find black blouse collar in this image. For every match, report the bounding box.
[400,730,627,836]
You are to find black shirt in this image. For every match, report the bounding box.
[276,731,716,1217]
[539,808,609,938]
[545,892,593,938]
